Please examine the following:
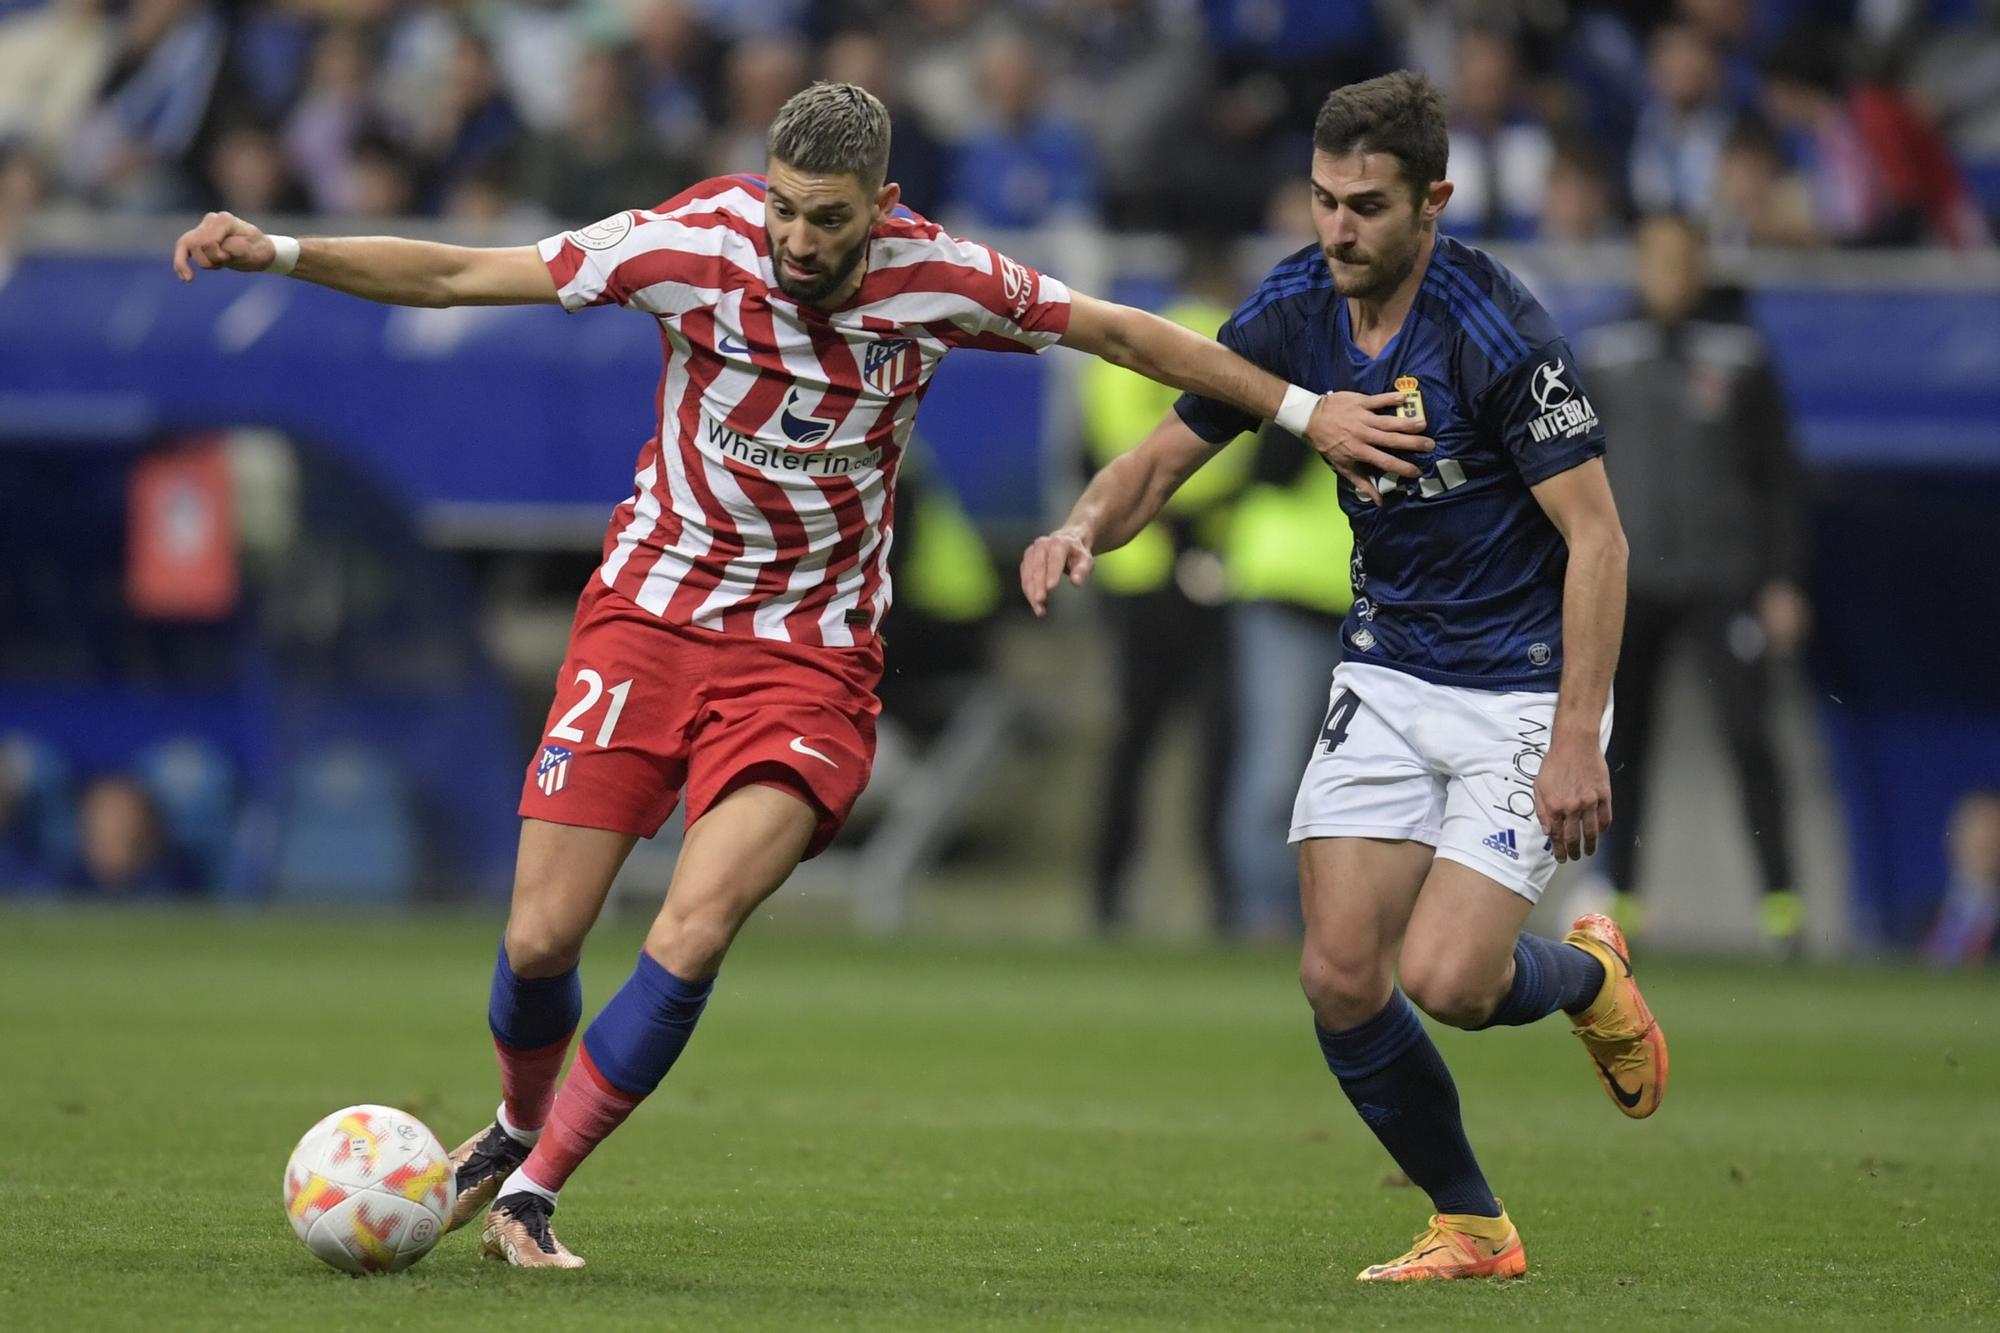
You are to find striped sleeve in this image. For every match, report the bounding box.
[537,180,765,316]
[921,236,1071,353]
[538,211,671,313]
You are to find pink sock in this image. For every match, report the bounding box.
[494,1032,573,1135]
[519,1046,643,1193]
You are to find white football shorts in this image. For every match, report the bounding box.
[1289,661,1614,903]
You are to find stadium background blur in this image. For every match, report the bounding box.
[1,0,1998,962]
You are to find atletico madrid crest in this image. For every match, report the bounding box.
[863,337,914,395]
[536,745,573,796]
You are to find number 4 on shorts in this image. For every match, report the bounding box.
[549,668,634,747]
[1319,688,1360,756]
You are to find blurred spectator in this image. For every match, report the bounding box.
[202,120,306,216]
[345,127,418,218]
[1060,0,1214,230]
[408,29,523,214]
[483,0,580,134]
[67,773,198,898]
[1539,136,1620,242]
[283,22,374,216]
[1904,0,2000,205]
[228,1,319,122]
[0,0,115,165]
[1847,50,1990,248]
[1708,113,1818,248]
[517,42,687,222]
[896,0,1003,147]
[1924,791,2000,968]
[821,27,947,213]
[686,0,807,43]
[1203,0,1391,145]
[1077,250,1249,934]
[949,29,1101,228]
[1221,413,1354,941]
[60,0,229,211]
[1262,175,1315,246]
[444,153,543,229]
[0,734,61,892]
[1575,214,1810,953]
[1441,27,1552,241]
[1629,22,1735,217]
[1756,31,1989,247]
[0,141,47,286]
[707,33,808,177]
[1676,0,1765,108]
[630,0,723,162]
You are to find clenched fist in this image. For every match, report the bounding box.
[172,211,277,282]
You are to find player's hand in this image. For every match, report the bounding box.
[1300,390,1434,506]
[1019,527,1094,618]
[172,211,276,282]
[1534,732,1612,864]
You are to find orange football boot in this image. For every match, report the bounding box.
[1564,912,1669,1118]
[1356,1209,1526,1282]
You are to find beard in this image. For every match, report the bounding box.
[1325,225,1424,301]
[772,236,868,305]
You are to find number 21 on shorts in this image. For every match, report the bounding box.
[548,668,634,747]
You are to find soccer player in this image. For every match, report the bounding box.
[1022,71,1667,1281]
[172,82,1417,1269]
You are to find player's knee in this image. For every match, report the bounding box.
[1401,958,1504,1030]
[503,916,584,978]
[644,901,744,978]
[1299,939,1393,1030]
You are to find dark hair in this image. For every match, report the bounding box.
[1312,71,1449,201]
[1722,112,1782,158]
[767,81,892,185]
[1761,28,1846,96]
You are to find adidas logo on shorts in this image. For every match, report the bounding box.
[1482,828,1520,860]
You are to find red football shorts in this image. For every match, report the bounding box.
[518,582,881,857]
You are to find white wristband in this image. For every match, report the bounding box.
[264,234,301,277]
[1274,383,1318,436]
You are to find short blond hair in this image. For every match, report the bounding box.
[767,81,891,185]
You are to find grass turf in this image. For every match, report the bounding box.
[4,908,1997,1331]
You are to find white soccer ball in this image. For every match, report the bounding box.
[282,1104,456,1275]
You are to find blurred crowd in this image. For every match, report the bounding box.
[0,0,1993,247]
[0,733,221,899]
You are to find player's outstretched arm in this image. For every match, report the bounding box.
[1058,293,1433,504]
[171,211,558,308]
[1528,458,1629,863]
[1019,410,1219,617]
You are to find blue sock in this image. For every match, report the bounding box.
[1316,992,1500,1218]
[488,940,582,1049]
[578,952,714,1096]
[1480,935,1606,1028]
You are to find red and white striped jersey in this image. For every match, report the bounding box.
[537,174,1071,649]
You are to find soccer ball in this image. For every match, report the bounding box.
[282,1104,456,1275]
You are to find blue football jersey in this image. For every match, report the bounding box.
[1175,236,1605,689]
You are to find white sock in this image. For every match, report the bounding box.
[495,1102,541,1148]
[499,1167,559,1208]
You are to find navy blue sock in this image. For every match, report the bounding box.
[488,940,582,1050]
[578,952,714,1096]
[1316,992,1500,1218]
[1480,934,1606,1028]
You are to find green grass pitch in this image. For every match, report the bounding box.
[5,909,1997,1330]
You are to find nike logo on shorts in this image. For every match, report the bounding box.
[789,737,838,768]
